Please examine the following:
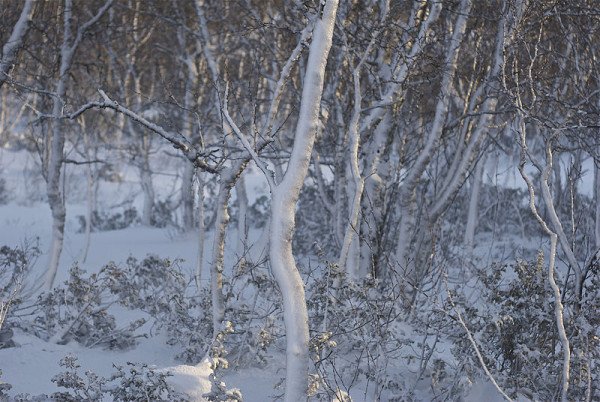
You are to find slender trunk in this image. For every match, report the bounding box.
[395,0,472,278]
[196,171,205,285]
[463,154,486,267]
[180,53,199,232]
[80,125,94,263]
[43,85,68,292]
[339,172,364,280]
[42,0,72,292]
[0,0,35,89]
[269,190,311,401]
[80,161,93,264]
[139,156,154,227]
[235,172,248,259]
[209,163,247,334]
[518,127,571,402]
[268,2,338,399]
[337,16,389,279]
[360,114,392,277]
[553,153,562,210]
[595,162,600,250]
[40,0,113,292]
[210,177,231,335]
[181,162,195,231]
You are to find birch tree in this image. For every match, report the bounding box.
[223,1,339,397]
[39,0,114,292]
[395,0,472,284]
[0,0,35,89]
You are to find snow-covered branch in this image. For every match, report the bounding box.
[97,89,219,173]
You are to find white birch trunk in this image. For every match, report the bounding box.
[463,154,486,267]
[395,0,472,277]
[40,0,113,292]
[209,173,233,335]
[235,172,248,259]
[80,160,93,264]
[360,114,392,277]
[80,121,94,264]
[180,53,199,232]
[181,162,195,231]
[139,157,155,227]
[0,0,35,88]
[208,162,248,334]
[196,171,205,285]
[41,0,113,292]
[268,1,338,399]
[517,125,571,402]
[41,0,73,292]
[337,5,388,279]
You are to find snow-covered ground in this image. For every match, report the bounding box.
[0,148,275,399]
[0,147,538,401]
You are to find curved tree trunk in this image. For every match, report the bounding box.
[267,2,338,399]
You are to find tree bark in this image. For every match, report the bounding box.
[40,0,113,292]
[235,172,248,258]
[463,154,486,267]
[267,1,339,399]
[0,0,35,89]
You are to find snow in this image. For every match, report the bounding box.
[0,145,560,401]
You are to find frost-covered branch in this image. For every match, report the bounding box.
[96,89,218,173]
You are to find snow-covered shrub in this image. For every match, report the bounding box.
[0,176,8,205]
[0,243,38,334]
[18,254,211,359]
[151,198,176,228]
[12,355,190,401]
[305,264,418,401]
[29,263,144,348]
[0,369,11,398]
[477,184,534,237]
[118,255,212,363]
[51,354,106,401]
[222,260,282,368]
[77,207,138,232]
[108,362,189,401]
[452,252,600,400]
[294,185,337,255]
[203,322,242,401]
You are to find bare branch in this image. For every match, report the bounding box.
[223,83,276,191]
[97,89,219,173]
